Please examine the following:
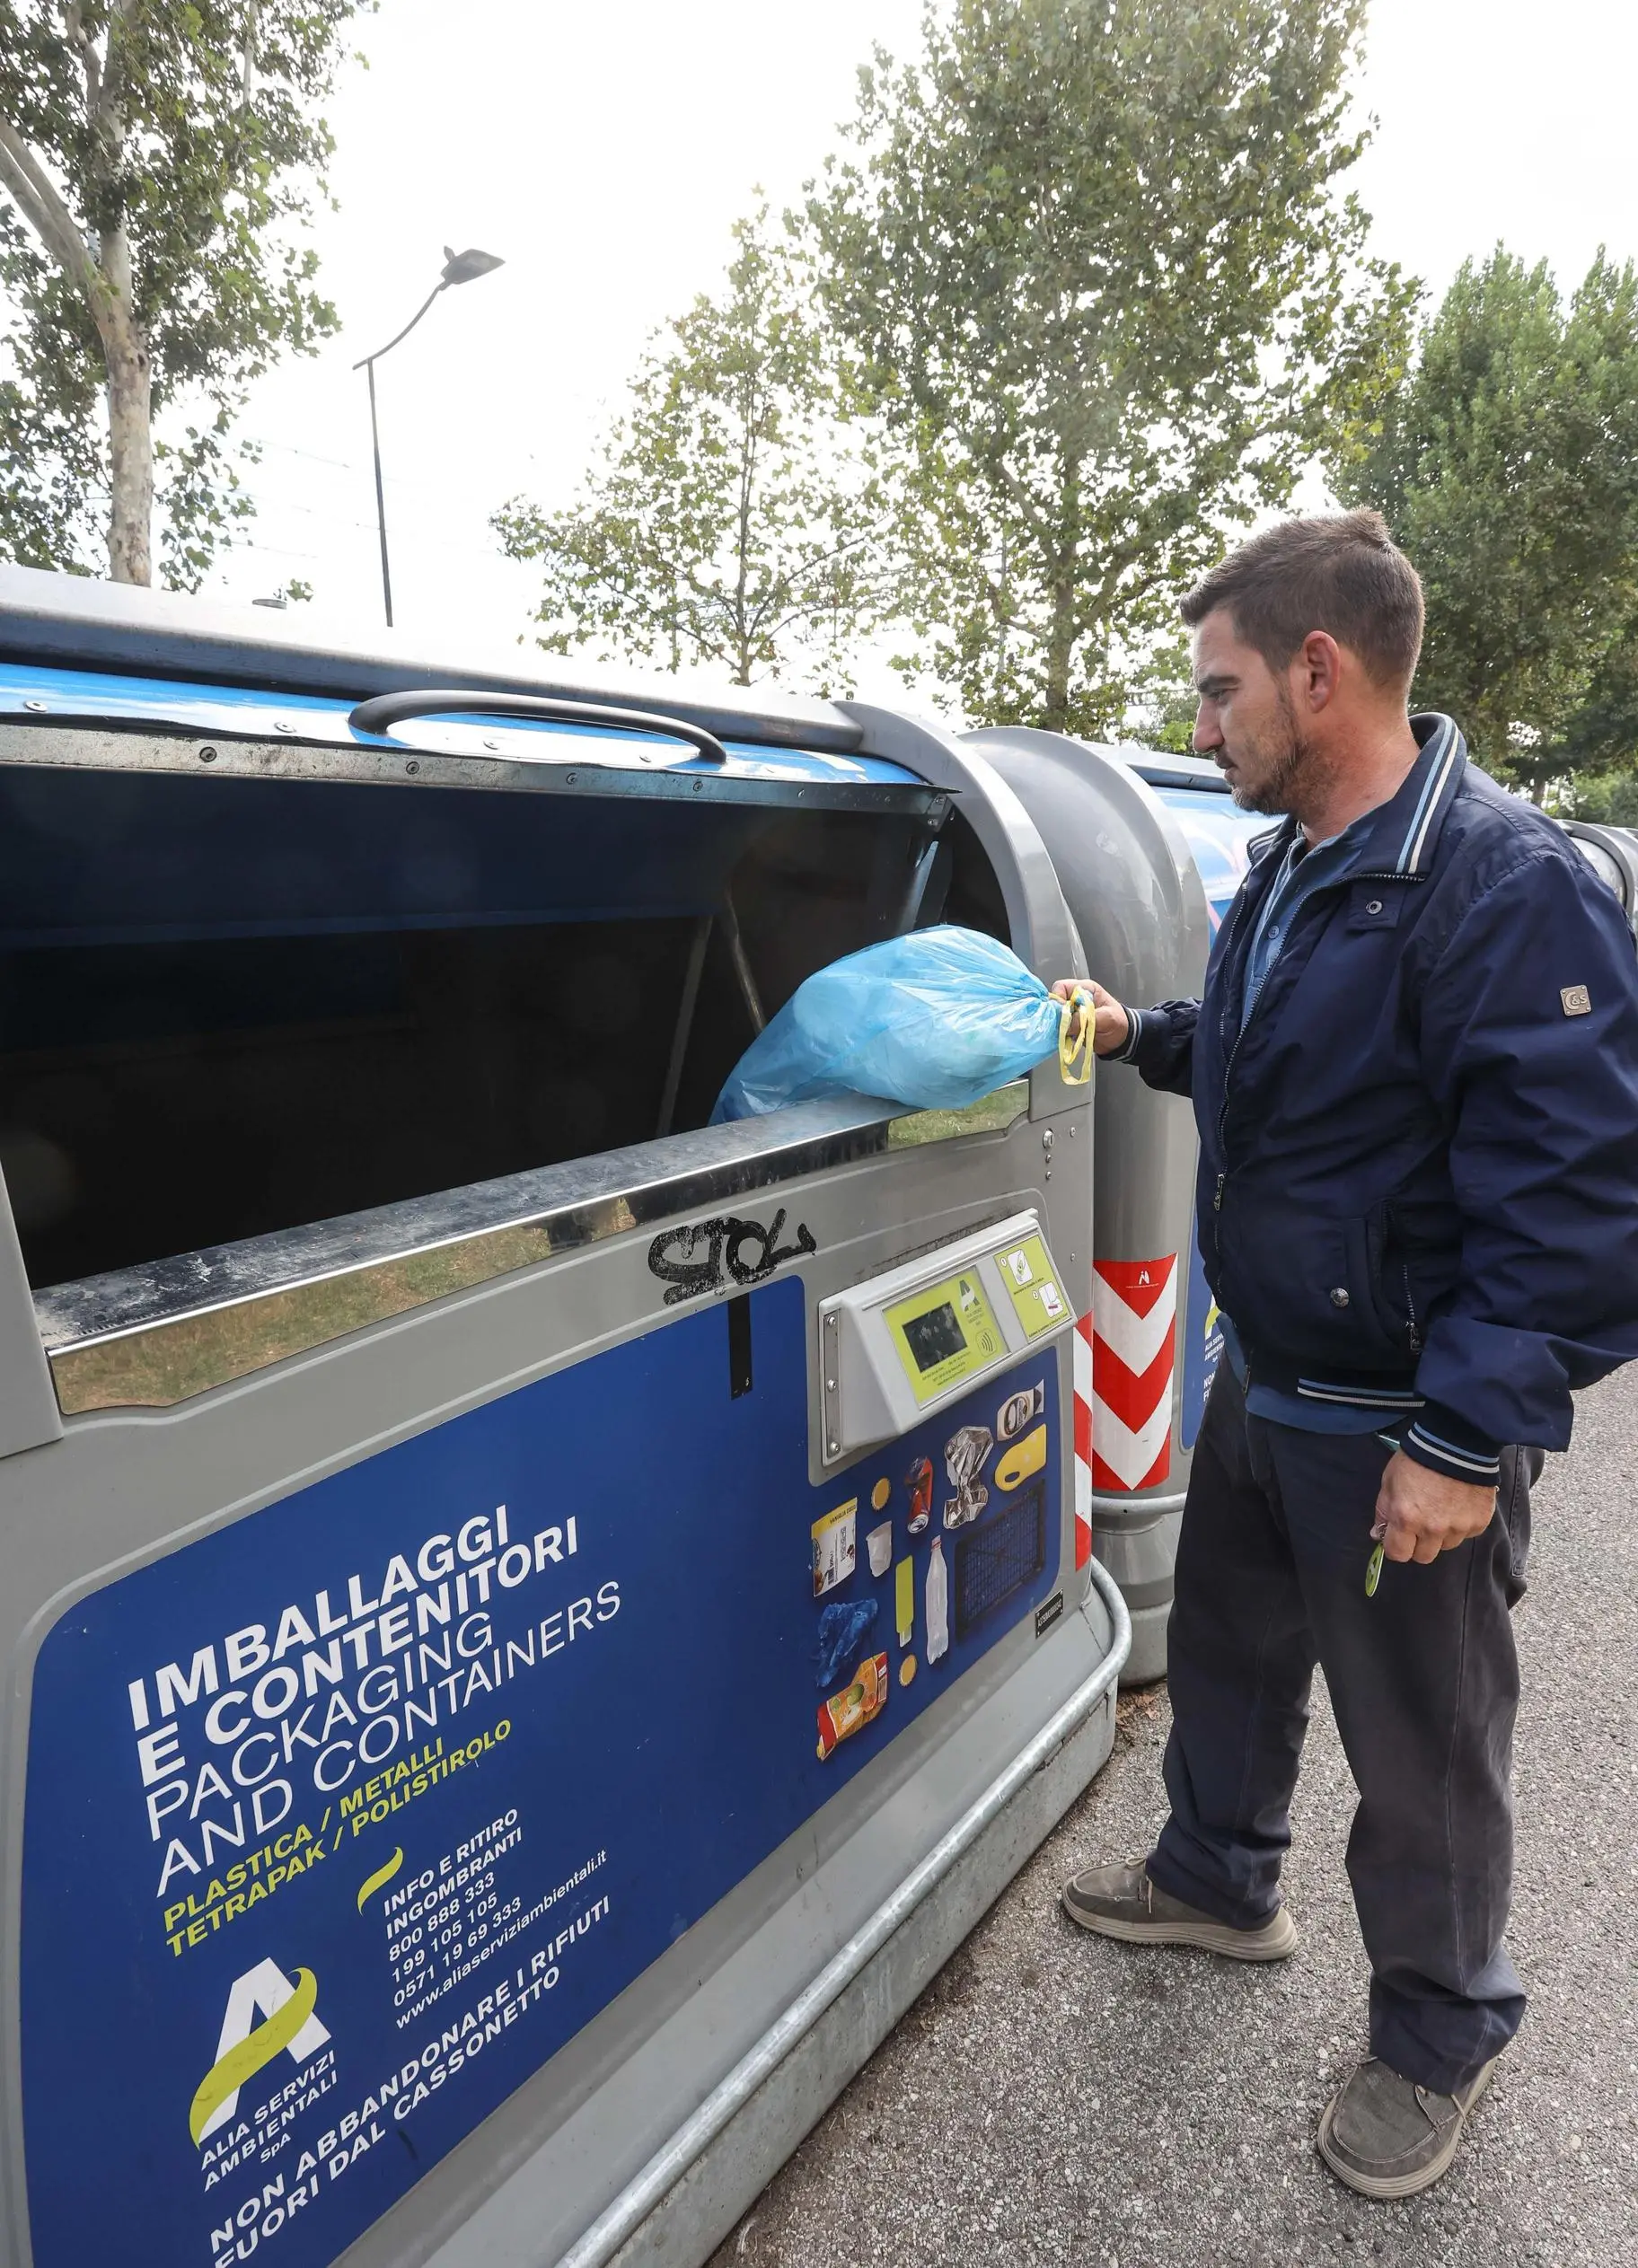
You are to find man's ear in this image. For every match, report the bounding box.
[1299,630,1343,713]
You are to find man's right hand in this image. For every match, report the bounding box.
[1051,979,1132,1058]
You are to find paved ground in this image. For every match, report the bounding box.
[711,1370,1638,2268]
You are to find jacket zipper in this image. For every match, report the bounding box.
[1211,860,1430,1197]
[1210,919,1265,1265]
[1213,895,1272,1197]
[1210,825,1437,1289]
[1401,1260,1422,1351]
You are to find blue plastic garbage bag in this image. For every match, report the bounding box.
[711,926,1076,1123]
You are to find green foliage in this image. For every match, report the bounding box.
[1336,248,1638,796]
[1559,629,1638,787]
[0,0,367,585]
[1126,642,1200,753]
[1567,768,1638,830]
[809,0,1414,734]
[0,345,101,570]
[495,208,893,691]
[154,414,259,591]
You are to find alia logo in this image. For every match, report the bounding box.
[189,1959,331,2146]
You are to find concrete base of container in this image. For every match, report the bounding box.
[1095,1508,1182,1686]
[1120,1598,1171,1686]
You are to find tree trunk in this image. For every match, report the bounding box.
[1043,463,1081,731]
[99,223,153,585]
[104,319,153,585]
[1043,573,1076,732]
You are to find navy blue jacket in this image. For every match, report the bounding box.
[1126,716,1638,1475]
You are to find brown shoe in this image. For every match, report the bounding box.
[1060,1856,1297,1960]
[1317,2053,1499,2198]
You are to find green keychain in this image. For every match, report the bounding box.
[1365,1540,1385,1597]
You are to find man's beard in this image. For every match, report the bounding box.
[1227,689,1324,816]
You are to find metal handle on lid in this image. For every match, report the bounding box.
[347,689,729,763]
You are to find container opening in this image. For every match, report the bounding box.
[0,752,1003,1288]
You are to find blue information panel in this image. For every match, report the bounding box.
[1151,786,1269,938]
[1179,1230,1221,1452]
[21,1274,1061,2268]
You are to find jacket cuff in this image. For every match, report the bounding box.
[1399,1401,1502,1487]
[1105,1006,1147,1063]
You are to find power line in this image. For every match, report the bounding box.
[225,531,532,573]
[255,439,358,472]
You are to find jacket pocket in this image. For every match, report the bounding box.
[1363,1209,1414,1351]
[1376,1202,1462,1355]
[1217,1193,1413,1369]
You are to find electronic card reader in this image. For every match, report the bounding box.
[818,1209,1073,1462]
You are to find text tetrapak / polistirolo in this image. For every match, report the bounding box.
[124,1506,621,1905]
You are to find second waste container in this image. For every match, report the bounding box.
[963,732,1265,1680]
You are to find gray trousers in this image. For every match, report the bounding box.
[1148,1364,1532,2092]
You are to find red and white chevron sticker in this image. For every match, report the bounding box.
[1090,1255,1178,1492]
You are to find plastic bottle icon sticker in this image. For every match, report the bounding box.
[926,1536,949,1666]
[895,1555,914,1648]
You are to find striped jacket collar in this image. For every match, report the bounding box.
[1373,712,1468,877]
[1241,712,1468,884]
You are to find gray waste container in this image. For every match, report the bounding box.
[1562,817,1638,939]
[1123,743,1273,1484]
[0,567,1127,2268]
[964,734,1265,1681]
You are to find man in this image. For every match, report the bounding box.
[1054,510,1638,2199]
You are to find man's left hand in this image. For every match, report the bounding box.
[1373,1448,1496,1565]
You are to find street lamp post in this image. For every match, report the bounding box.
[353,245,505,627]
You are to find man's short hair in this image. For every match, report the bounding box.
[1180,509,1424,692]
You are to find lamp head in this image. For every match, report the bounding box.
[440,246,505,287]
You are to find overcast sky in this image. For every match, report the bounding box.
[203,0,1638,677]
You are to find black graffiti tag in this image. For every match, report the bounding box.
[647,1208,817,1306]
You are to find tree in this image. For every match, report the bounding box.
[1336,249,1638,798]
[0,0,367,587]
[1560,630,1638,801]
[810,0,1413,735]
[494,207,893,692]
[1127,641,1201,754]
[1568,763,1638,829]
